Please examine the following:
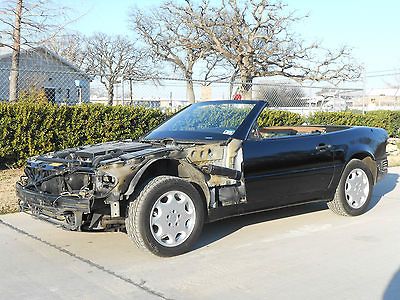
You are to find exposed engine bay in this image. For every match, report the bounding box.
[17,138,246,231]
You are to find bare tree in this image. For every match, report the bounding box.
[85,33,150,106]
[45,32,88,70]
[200,54,235,85]
[170,0,361,99]
[0,0,73,101]
[254,84,306,107]
[130,4,210,103]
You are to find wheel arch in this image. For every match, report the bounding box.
[348,151,378,183]
[124,158,210,209]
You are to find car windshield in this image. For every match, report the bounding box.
[144,102,256,141]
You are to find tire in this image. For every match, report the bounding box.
[126,176,205,257]
[327,159,374,216]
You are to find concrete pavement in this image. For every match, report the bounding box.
[1,167,399,300]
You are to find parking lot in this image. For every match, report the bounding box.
[0,167,399,300]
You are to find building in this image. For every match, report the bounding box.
[90,95,189,109]
[351,88,400,110]
[0,46,91,103]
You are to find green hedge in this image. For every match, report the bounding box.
[258,110,305,127]
[0,101,398,167]
[0,102,166,167]
[307,110,400,137]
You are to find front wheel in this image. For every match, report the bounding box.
[327,159,374,216]
[126,176,205,257]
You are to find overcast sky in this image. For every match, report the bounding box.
[63,0,400,88]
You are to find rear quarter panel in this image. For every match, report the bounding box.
[327,126,388,196]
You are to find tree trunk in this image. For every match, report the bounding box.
[186,79,195,103]
[9,0,23,102]
[229,71,237,99]
[129,79,133,105]
[239,74,253,100]
[107,86,114,106]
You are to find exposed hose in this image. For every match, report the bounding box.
[201,164,242,180]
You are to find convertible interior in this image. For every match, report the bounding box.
[255,125,349,139]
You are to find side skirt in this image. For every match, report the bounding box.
[206,198,331,223]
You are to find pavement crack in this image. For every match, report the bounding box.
[0,218,173,300]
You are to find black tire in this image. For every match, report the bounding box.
[327,159,374,216]
[125,176,205,257]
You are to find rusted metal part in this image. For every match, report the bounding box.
[186,143,224,163]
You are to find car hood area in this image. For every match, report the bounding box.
[27,140,179,168]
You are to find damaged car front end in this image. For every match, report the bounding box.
[17,141,185,231]
[16,101,256,234]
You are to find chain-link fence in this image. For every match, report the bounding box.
[0,47,90,104]
[1,47,400,114]
[108,77,366,115]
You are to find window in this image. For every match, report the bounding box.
[44,88,56,103]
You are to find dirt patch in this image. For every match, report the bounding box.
[388,155,400,167]
[387,138,400,167]
[0,169,23,215]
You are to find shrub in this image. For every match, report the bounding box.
[0,102,166,167]
[364,111,400,138]
[17,88,48,103]
[307,111,400,137]
[258,109,305,127]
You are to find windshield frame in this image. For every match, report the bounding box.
[142,100,267,142]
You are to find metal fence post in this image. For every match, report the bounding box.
[362,72,366,114]
[121,77,125,106]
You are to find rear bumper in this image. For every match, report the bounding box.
[16,182,91,229]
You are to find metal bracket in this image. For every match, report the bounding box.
[110,201,120,218]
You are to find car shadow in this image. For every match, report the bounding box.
[383,268,400,300]
[194,172,399,251]
[368,172,399,210]
[194,201,328,250]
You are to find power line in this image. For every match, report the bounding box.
[366,68,400,74]
[365,72,400,78]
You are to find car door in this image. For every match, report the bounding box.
[241,133,334,211]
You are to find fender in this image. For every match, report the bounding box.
[329,148,377,197]
[346,148,376,162]
[124,157,167,197]
[124,158,211,206]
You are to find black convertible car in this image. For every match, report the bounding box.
[16,100,388,256]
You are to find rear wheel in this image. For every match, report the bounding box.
[327,159,373,216]
[126,176,205,256]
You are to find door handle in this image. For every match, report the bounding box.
[315,144,332,151]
